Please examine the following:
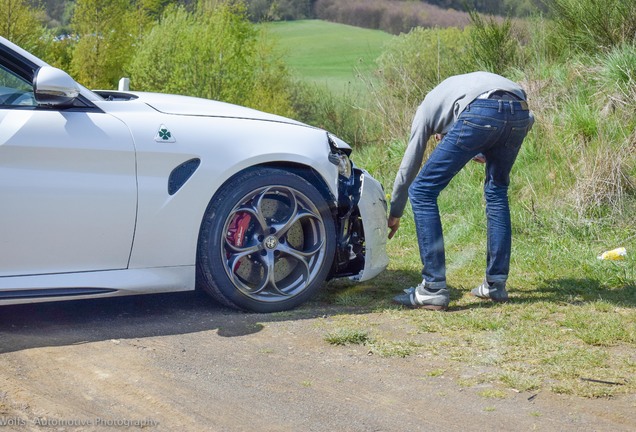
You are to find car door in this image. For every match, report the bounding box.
[0,58,137,277]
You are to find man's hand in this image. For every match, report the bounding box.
[388,216,401,239]
[472,153,486,164]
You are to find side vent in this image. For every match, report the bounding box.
[168,158,201,195]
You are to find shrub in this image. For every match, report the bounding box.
[246,0,312,22]
[467,10,520,75]
[70,0,135,89]
[128,1,295,116]
[543,0,636,53]
[369,26,475,141]
[0,0,46,56]
[289,82,380,147]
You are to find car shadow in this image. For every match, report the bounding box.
[0,291,271,354]
[1,273,633,353]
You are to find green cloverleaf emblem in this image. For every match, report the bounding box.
[158,128,171,140]
[155,124,175,143]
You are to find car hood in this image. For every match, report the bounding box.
[129,92,307,126]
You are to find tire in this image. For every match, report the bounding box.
[197,167,336,312]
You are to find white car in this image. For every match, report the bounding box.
[0,37,388,312]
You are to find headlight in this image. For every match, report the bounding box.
[327,133,353,179]
[329,151,352,179]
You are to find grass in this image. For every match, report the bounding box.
[318,141,635,398]
[265,19,636,400]
[260,20,393,93]
[323,324,419,358]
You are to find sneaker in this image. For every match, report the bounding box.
[471,280,509,302]
[393,284,449,310]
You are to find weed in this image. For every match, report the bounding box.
[479,389,507,399]
[499,371,541,393]
[324,328,373,346]
[370,340,420,358]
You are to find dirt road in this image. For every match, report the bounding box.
[1,291,634,431]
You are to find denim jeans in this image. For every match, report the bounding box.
[408,99,532,289]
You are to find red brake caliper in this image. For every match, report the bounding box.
[226,212,252,271]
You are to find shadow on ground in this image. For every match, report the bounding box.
[0,284,384,354]
[1,271,633,353]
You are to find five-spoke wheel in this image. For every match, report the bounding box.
[197,168,335,312]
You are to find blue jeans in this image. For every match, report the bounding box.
[408,99,532,289]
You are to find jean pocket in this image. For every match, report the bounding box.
[455,120,499,151]
[506,126,529,149]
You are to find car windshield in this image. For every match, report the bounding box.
[77,81,105,102]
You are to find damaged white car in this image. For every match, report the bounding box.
[0,36,388,312]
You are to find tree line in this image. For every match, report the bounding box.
[33,0,545,32]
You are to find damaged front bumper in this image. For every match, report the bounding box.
[331,166,389,282]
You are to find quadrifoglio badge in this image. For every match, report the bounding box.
[155,124,176,143]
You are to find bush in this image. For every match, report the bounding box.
[245,0,312,22]
[0,0,46,56]
[544,0,636,53]
[70,0,135,89]
[128,1,295,116]
[369,26,475,141]
[290,82,380,147]
[468,11,520,75]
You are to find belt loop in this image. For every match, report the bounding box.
[465,103,471,112]
[509,101,515,115]
[498,100,502,113]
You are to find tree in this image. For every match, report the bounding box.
[244,0,313,22]
[70,0,135,89]
[0,0,45,53]
[129,1,295,116]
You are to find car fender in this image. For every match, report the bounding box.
[99,104,340,269]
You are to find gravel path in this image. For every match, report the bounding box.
[1,292,634,431]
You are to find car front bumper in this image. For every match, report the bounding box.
[352,170,389,281]
[330,164,388,282]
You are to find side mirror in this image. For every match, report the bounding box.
[33,66,80,106]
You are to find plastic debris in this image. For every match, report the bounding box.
[597,247,627,261]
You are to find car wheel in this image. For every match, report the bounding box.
[197,167,336,312]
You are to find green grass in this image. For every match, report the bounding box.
[323,325,419,358]
[318,140,636,398]
[260,20,393,93]
[268,18,636,399]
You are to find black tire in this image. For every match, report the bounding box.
[197,167,336,312]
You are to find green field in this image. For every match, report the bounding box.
[261,20,393,91]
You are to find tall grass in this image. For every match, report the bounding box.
[544,0,636,53]
[285,11,636,398]
[365,26,475,141]
[467,11,519,75]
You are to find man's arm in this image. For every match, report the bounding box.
[389,102,433,219]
